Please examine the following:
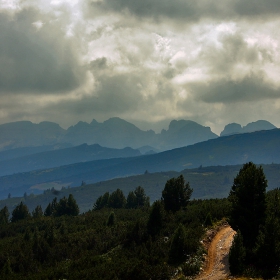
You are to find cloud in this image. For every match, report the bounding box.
[190,73,280,103]
[89,0,280,21]
[1,0,280,135]
[0,8,85,94]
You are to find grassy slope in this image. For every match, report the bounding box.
[1,163,279,214]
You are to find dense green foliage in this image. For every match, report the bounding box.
[228,162,280,278]
[162,175,193,212]
[93,186,150,211]
[228,162,267,250]
[228,230,246,275]
[11,202,30,222]
[3,166,280,279]
[0,176,232,279]
[44,194,79,217]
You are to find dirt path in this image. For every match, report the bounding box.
[196,225,236,280]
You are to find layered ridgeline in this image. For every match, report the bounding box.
[0,118,218,152]
[0,118,276,154]
[0,128,280,200]
[220,120,276,136]
[0,144,141,177]
[1,163,280,214]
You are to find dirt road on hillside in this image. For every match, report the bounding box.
[196,225,236,280]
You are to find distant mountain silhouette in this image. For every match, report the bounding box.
[1,128,280,199]
[220,120,276,136]
[64,117,156,149]
[0,118,218,152]
[160,120,217,150]
[0,121,65,150]
[0,143,141,176]
[0,143,72,161]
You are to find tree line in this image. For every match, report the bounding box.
[0,162,279,279]
[0,174,216,279]
[0,194,79,224]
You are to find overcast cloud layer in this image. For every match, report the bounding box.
[0,0,280,134]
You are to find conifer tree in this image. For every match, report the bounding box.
[107,211,116,226]
[169,223,188,264]
[93,192,110,210]
[0,206,9,224]
[11,202,30,222]
[229,230,246,275]
[126,191,137,209]
[228,162,267,250]
[44,203,52,216]
[147,200,164,236]
[66,194,79,216]
[108,189,126,208]
[162,175,193,212]
[32,205,43,218]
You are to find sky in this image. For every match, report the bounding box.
[1,0,280,134]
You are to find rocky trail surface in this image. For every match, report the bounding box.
[196,225,236,280]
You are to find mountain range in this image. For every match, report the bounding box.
[0,118,218,152]
[0,144,141,177]
[0,118,276,153]
[220,120,276,136]
[1,127,280,199]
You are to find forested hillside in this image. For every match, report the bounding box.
[0,175,230,279]
[1,163,280,279]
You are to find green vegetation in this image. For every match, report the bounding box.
[162,175,193,212]
[0,175,232,279]
[229,162,267,252]
[2,163,280,214]
[228,162,280,278]
[93,186,150,211]
[1,163,280,279]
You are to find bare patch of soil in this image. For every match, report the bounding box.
[196,224,236,280]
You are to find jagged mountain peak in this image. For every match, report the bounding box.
[220,120,277,136]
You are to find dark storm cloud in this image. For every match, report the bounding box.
[0,9,85,94]
[90,0,280,20]
[191,73,280,103]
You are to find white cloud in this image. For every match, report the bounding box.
[0,0,280,134]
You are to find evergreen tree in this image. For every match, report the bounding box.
[126,186,150,208]
[108,189,126,208]
[134,186,150,207]
[107,211,116,227]
[0,206,9,224]
[51,197,58,213]
[147,200,164,236]
[162,175,193,212]
[66,194,79,216]
[204,213,213,227]
[228,162,267,250]
[93,192,110,210]
[254,189,280,277]
[11,202,30,222]
[169,223,188,264]
[44,203,52,216]
[126,191,137,209]
[55,196,68,216]
[32,205,43,219]
[229,230,246,275]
